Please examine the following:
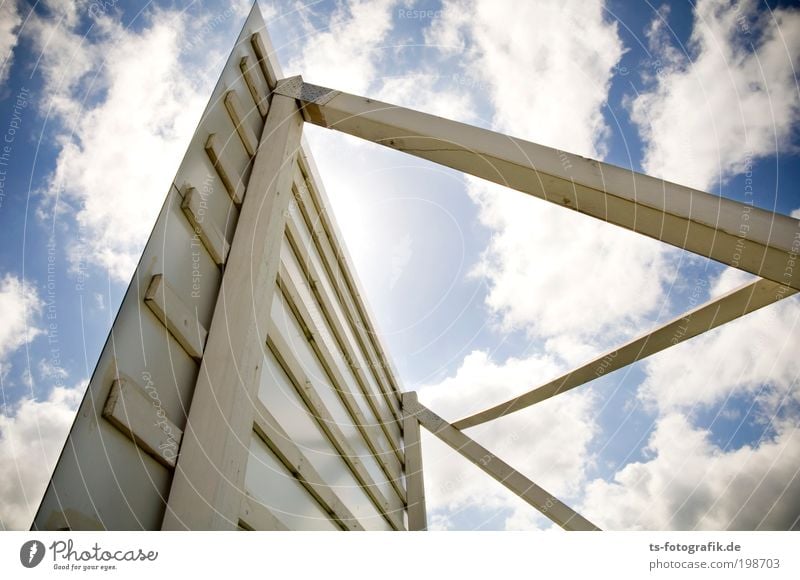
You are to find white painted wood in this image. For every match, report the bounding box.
[144,273,208,361]
[274,77,800,292]
[406,397,601,531]
[240,56,269,117]
[251,398,364,531]
[283,220,404,454]
[291,171,404,421]
[402,392,427,531]
[267,331,405,530]
[103,377,183,469]
[275,270,407,502]
[162,94,303,530]
[180,186,230,267]
[295,152,406,416]
[250,33,278,89]
[224,90,259,157]
[239,494,289,530]
[454,277,795,429]
[205,133,246,205]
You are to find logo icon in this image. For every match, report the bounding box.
[20,540,46,568]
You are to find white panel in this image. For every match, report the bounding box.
[245,434,339,531]
[288,205,402,444]
[258,349,392,530]
[280,238,402,468]
[270,290,399,507]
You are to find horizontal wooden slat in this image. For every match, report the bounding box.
[102,377,183,468]
[144,274,208,361]
[240,56,269,117]
[180,186,230,267]
[250,33,278,89]
[224,90,259,157]
[205,133,246,205]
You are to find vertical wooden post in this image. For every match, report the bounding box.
[162,94,303,530]
[403,392,428,530]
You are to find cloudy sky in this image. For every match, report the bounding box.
[1,0,799,531]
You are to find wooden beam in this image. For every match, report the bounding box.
[406,397,601,531]
[402,392,427,530]
[273,77,800,291]
[454,277,795,430]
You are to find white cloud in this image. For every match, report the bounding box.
[583,413,800,530]
[638,294,800,413]
[469,179,673,348]
[428,0,624,158]
[285,0,399,94]
[582,277,800,530]
[419,349,597,530]
[0,274,43,373]
[709,265,757,298]
[28,5,212,281]
[631,0,800,191]
[0,382,84,530]
[37,358,68,381]
[0,0,22,84]
[425,1,676,356]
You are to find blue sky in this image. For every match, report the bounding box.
[0,0,799,531]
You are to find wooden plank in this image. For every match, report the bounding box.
[267,332,405,530]
[250,33,278,89]
[180,186,230,267]
[276,271,407,502]
[402,392,427,530]
[454,277,795,429]
[275,77,800,292]
[240,56,269,117]
[205,133,246,205]
[162,94,303,530]
[103,377,183,469]
[406,397,601,531]
[251,398,364,531]
[144,274,208,361]
[224,90,259,157]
